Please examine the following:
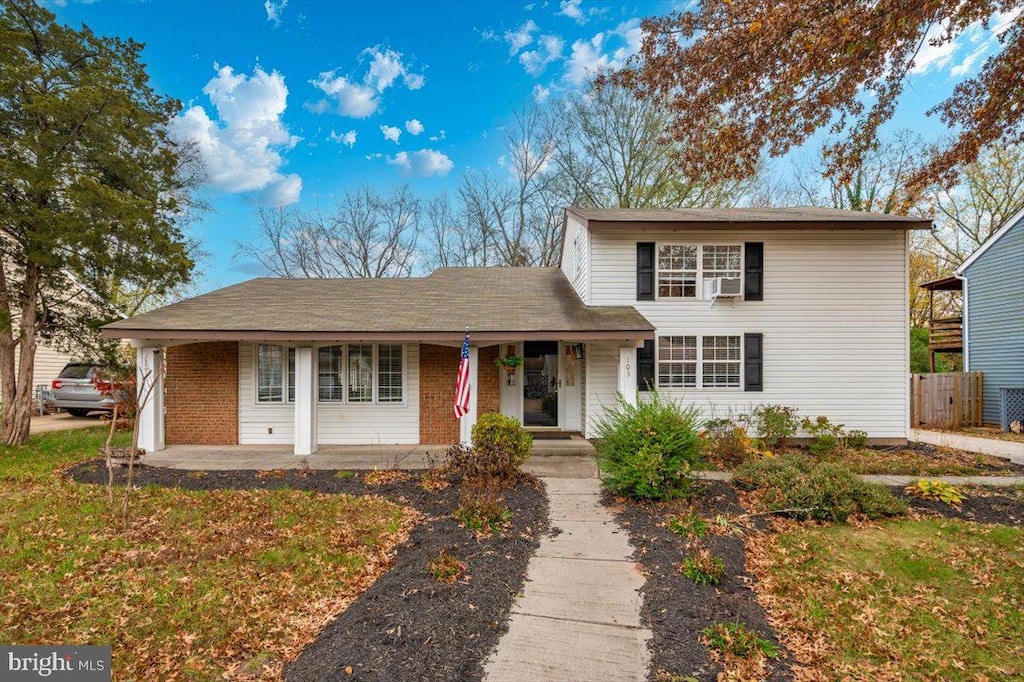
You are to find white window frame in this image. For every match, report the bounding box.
[656,334,744,391]
[655,243,744,301]
[656,335,697,388]
[376,343,405,403]
[254,343,407,406]
[700,335,742,389]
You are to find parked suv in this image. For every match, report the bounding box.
[50,363,116,417]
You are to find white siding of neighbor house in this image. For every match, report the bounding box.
[238,341,420,445]
[29,343,76,389]
[560,213,591,304]
[582,228,910,438]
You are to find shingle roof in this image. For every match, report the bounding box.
[102,267,654,341]
[568,206,933,228]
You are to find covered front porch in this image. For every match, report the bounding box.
[141,438,599,478]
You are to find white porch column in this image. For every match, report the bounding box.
[293,346,318,456]
[618,346,637,406]
[459,346,479,445]
[136,346,165,453]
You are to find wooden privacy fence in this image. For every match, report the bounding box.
[911,372,983,428]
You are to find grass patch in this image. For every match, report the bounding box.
[748,519,1024,681]
[0,428,414,680]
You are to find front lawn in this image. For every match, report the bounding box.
[0,429,412,680]
[748,519,1024,681]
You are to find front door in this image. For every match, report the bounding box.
[523,341,558,426]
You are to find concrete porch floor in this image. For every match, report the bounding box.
[143,438,598,478]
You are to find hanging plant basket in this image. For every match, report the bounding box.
[496,355,525,372]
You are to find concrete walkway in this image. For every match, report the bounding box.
[911,428,1024,465]
[484,477,650,682]
[696,470,1024,487]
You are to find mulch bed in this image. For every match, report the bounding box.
[67,462,548,682]
[606,481,792,682]
[893,485,1024,526]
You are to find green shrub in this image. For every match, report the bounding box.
[741,404,800,451]
[702,623,780,660]
[700,417,753,469]
[667,511,709,538]
[802,415,848,456]
[734,454,907,522]
[593,391,702,500]
[905,479,967,508]
[445,413,532,484]
[847,429,869,449]
[682,547,725,585]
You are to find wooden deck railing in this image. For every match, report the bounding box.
[927,317,963,352]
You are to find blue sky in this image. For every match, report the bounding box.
[45,0,1019,293]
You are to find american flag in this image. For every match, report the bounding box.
[453,329,471,418]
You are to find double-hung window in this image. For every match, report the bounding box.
[702,245,742,280]
[257,345,296,403]
[657,245,698,298]
[318,346,344,402]
[657,336,697,388]
[657,335,742,389]
[377,344,403,402]
[347,344,374,403]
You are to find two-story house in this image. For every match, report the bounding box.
[102,207,930,455]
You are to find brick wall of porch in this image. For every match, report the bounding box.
[419,343,499,444]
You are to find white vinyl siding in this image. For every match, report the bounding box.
[239,342,420,445]
[584,228,910,438]
[560,212,591,303]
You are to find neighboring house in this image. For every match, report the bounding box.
[955,208,1024,426]
[101,207,931,455]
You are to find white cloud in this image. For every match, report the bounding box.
[309,45,425,118]
[329,129,357,147]
[533,83,552,103]
[912,21,958,74]
[386,149,454,177]
[558,0,585,23]
[264,0,287,27]
[520,34,564,75]
[405,118,425,135]
[170,65,301,206]
[505,20,539,55]
[381,124,402,143]
[310,73,379,118]
[563,20,641,85]
[429,129,446,142]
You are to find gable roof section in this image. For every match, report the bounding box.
[102,267,654,342]
[567,206,933,230]
[956,207,1024,276]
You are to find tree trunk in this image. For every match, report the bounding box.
[1,265,40,445]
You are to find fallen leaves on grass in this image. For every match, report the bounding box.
[1,476,419,681]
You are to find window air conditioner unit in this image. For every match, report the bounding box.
[706,277,742,307]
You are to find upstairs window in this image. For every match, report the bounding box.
[703,245,742,280]
[657,244,698,298]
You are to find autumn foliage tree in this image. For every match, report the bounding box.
[0,0,194,444]
[612,0,1024,201]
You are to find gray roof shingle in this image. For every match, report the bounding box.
[102,267,654,340]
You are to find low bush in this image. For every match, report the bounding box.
[700,417,753,468]
[454,478,512,534]
[905,479,967,508]
[667,511,709,539]
[681,547,725,585]
[734,453,907,522]
[847,429,869,449]
[443,412,532,484]
[593,391,702,500]
[741,404,800,451]
[701,623,780,660]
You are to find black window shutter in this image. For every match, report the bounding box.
[637,242,655,301]
[744,333,763,392]
[744,242,764,301]
[637,340,655,391]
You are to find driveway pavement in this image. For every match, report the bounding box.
[30,412,103,434]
